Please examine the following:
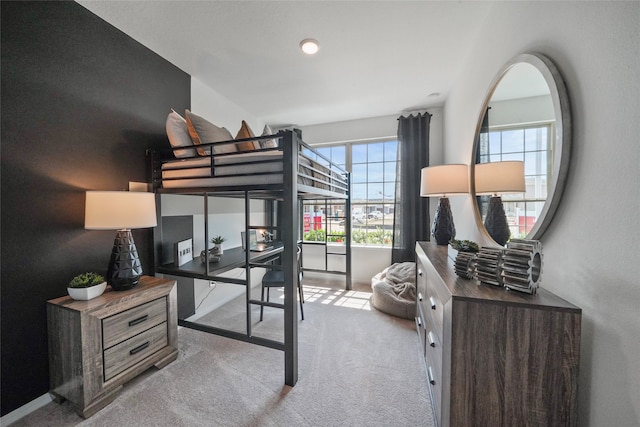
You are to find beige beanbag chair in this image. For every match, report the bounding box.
[370,262,416,319]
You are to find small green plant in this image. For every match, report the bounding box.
[211,236,226,245]
[68,272,104,288]
[449,239,480,253]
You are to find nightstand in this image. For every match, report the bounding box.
[47,276,178,418]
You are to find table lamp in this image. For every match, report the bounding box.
[475,161,525,246]
[85,191,157,290]
[420,164,469,245]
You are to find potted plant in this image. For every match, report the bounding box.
[67,272,107,301]
[211,235,226,255]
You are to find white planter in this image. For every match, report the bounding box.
[214,244,223,255]
[67,282,107,300]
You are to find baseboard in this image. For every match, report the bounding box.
[0,393,52,426]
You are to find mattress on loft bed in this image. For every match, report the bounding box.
[161,150,345,193]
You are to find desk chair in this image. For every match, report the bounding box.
[260,246,304,321]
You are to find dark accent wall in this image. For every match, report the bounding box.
[1,1,190,415]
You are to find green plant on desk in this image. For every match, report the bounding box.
[211,236,226,245]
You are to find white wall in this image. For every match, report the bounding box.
[443,2,640,425]
[191,76,265,138]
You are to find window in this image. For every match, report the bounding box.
[478,123,552,238]
[302,139,398,246]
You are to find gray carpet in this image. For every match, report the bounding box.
[11,281,434,426]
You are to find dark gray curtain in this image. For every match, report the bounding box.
[392,113,431,263]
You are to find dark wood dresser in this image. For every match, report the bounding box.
[415,241,581,426]
[47,276,178,418]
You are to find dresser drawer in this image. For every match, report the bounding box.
[424,283,444,342]
[103,322,168,381]
[416,303,428,358]
[102,297,167,349]
[426,360,442,425]
[424,322,443,386]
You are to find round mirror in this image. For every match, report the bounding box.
[471,53,571,244]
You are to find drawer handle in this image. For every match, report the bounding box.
[418,269,423,277]
[427,366,435,385]
[128,315,149,327]
[417,317,422,327]
[429,297,437,310]
[129,341,150,355]
[428,331,436,347]
[418,292,423,302]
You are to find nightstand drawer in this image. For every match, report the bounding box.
[103,297,167,349]
[103,322,168,381]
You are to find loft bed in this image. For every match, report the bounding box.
[148,129,351,386]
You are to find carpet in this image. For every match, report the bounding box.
[11,281,434,427]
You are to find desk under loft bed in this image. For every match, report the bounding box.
[148,130,351,386]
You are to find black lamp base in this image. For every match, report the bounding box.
[432,197,456,245]
[484,196,511,246]
[107,229,143,291]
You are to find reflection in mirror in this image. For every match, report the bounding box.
[472,53,571,244]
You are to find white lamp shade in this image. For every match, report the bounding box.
[420,164,469,197]
[475,161,525,195]
[85,191,157,230]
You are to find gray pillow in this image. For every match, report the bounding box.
[185,110,235,156]
[260,124,279,149]
[166,110,197,158]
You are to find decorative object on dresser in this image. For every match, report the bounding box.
[501,238,543,294]
[449,239,479,280]
[474,246,504,286]
[67,272,106,300]
[474,161,525,246]
[47,276,178,419]
[85,191,157,291]
[419,164,469,245]
[415,241,581,427]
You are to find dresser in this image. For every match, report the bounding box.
[415,242,581,426]
[47,276,178,418]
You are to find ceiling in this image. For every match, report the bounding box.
[78,1,494,127]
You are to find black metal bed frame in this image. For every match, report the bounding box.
[148,130,351,386]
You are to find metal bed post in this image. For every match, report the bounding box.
[244,190,252,338]
[282,130,298,386]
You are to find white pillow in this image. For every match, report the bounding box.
[166,110,197,158]
[185,110,235,156]
[260,124,279,149]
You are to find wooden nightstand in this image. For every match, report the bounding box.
[47,276,178,418]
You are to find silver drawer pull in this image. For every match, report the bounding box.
[418,292,423,302]
[128,315,149,327]
[427,366,435,385]
[417,317,422,327]
[429,297,437,310]
[418,269,423,277]
[428,331,436,347]
[129,341,150,355]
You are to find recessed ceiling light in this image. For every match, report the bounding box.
[300,38,319,55]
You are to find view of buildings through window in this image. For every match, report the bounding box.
[302,140,398,246]
[478,123,552,238]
